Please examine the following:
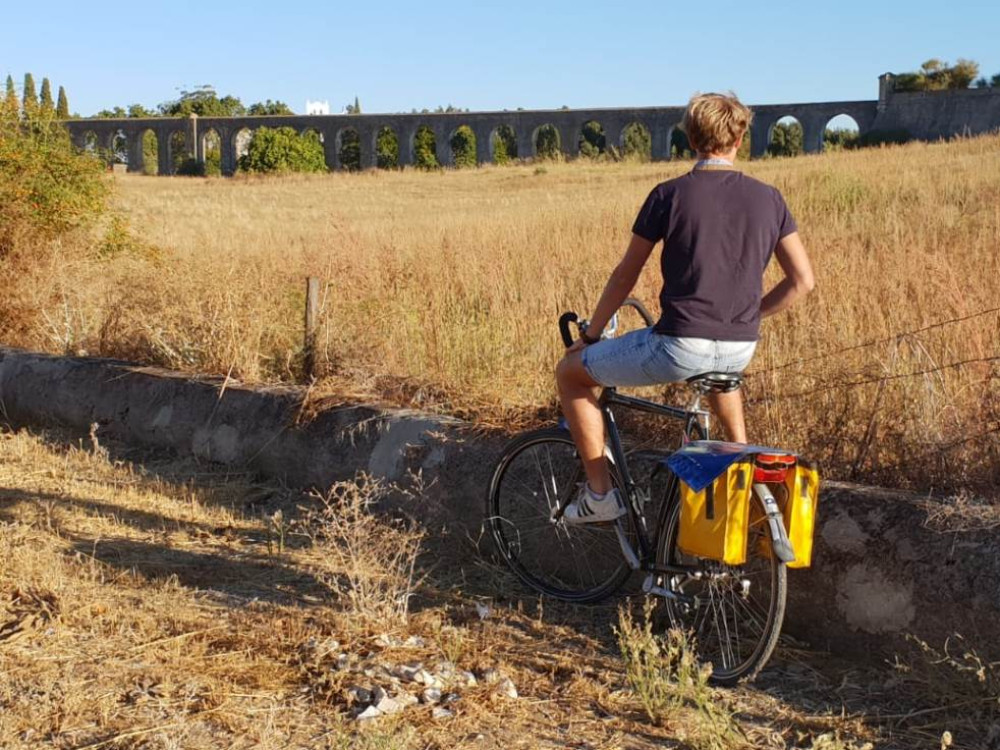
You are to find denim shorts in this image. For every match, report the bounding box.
[581,327,757,388]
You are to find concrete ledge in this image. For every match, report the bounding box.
[1,346,995,660]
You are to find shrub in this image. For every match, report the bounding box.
[238,126,327,174]
[0,110,108,257]
[449,125,477,168]
[413,126,439,170]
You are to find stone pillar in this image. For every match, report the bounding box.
[434,125,452,167]
[651,125,672,161]
[157,130,172,175]
[474,126,492,165]
[220,130,237,176]
[397,128,413,167]
[186,114,200,167]
[750,124,771,159]
[878,73,894,111]
[561,125,578,159]
[517,129,535,160]
[358,125,377,169]
[127,131,144,173]
[802,121,824,154]
[604,123,622,156]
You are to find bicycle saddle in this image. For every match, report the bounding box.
[686,372,744,393]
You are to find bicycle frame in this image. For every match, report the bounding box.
[597,386,711,579]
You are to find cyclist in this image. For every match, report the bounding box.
[556,92,815,525]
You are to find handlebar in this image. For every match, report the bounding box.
[558,298,655,349]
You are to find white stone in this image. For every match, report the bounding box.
[356,706,382,722]
[432,707,454,720]
[496,678,518,699]
[422,688,442,704]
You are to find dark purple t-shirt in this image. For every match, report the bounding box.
[632,168,797,342]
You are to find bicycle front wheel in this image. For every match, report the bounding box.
[486,427,634,603]
[655,484,787,685]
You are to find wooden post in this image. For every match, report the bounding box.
[304,277,320,381]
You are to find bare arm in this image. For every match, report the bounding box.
[583,233,656,339]
[760,231,815,319]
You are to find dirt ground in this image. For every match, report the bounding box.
[0,424,990,749]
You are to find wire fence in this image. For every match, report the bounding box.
[745,305,1000,378]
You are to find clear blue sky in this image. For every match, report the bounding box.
[6,0,999,117]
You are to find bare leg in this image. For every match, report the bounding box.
[707,389,747,443]
[555,351,613,494]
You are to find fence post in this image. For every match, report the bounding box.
[304,277,320,381]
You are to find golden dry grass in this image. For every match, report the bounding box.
[4,137,1000,487]
[7,424,973,749]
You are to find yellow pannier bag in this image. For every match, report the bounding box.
[677,460,753,565]
[780,459,820,569]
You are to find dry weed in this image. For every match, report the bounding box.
[296,476,425,624]
[616,598,746,749]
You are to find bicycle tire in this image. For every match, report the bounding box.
[654,483,787,685]
[486,427,635,603]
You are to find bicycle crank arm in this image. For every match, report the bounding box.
[641,574,697,605]
[614,520,641,570]
[753,483,797,564]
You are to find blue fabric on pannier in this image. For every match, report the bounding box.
[665,441,798,492]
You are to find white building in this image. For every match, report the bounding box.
[305,100,330,116]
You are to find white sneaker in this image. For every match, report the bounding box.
[563,485,626,525]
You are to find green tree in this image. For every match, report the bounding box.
[622,123,651,161]
[237,126,327,174]
[127,103,155,118]
[823,128,859,151]
[492,125,517,165]
[767,121,803,157]
[160,85,245,117]
[22,73,37,117]
[95,106,127,118]
[3,76,18,121]
[449,125,477,168]
[0,100,108,257]
[56,86,69,119]
[248,100,294,116]
[338,129,361,170]
[992,73,1000,87]
[578,121,606,159]
[535,125,559,160]
[345,96,362,115]
[39,78,54,116]
[893,58,981,91]
[375,127,399,169]
[413,126,438,169]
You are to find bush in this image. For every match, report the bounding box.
[414,127,439,170]
[238,126,327,174]
[0,111,108,257]
[449,125,477,168]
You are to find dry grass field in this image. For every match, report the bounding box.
[5,424,993,749]
[4,137,1000,489]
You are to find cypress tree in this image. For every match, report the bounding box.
[22,73,37,116]
[56,86,70,119]
[40,77,54,115]
[353,95,361,115]
[3,75,18,119]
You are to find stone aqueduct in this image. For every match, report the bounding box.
[62,75,1000,174]
[64,101,878,174]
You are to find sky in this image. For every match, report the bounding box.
[5,0,1000,118]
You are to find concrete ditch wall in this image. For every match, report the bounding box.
[1,346,995,661]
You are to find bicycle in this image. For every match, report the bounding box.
[486,299,799,684]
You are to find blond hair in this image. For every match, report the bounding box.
[681,93,753,155]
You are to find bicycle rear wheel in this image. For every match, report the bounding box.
[486,427,634,603]
[655,484,787,685]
